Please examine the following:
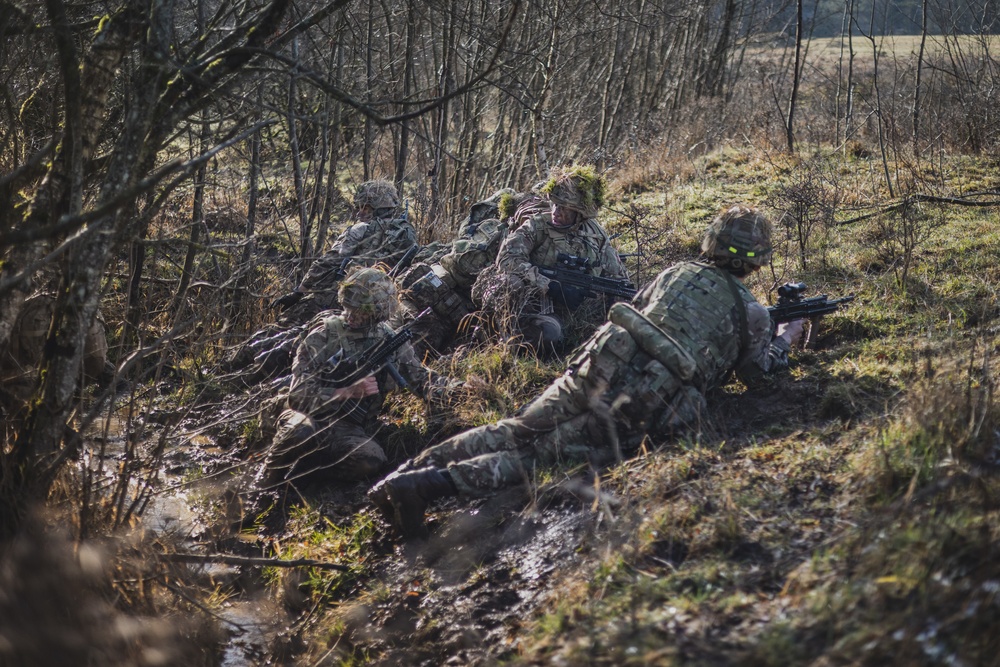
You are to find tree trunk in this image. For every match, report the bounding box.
[785,0,804,153]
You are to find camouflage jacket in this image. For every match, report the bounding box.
[299,216,417,293]
[495,212,627,291]
[632,261,789,389]
[288,313,437,422]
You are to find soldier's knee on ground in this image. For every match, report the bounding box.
[331,438,387,481]
[521,314,562,349]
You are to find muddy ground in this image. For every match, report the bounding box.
[146,343,858,667]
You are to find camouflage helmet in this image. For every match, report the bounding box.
[539,165,606,219]
[338,267,398,321]
[353,180,401,216]
[701,204,773,269]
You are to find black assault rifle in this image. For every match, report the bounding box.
[536,252,638,302]
[321,307,432,423]
[388,244,420,279]
[323,307,432,389]
[272,256,353,311]
[767,282,855,345]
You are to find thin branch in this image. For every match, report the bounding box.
[0,121,273,253]
[0,138,57,189]
[250,0,521,126]
[836,192,1000,225]
[160,552,350,571]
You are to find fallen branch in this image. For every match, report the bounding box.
[161,552,350,571]
[836,191,1000,225]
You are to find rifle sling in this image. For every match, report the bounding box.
[721,270,751,355]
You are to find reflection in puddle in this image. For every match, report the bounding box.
[81,412,289,666]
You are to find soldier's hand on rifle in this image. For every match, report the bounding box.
[776,319,806,347]
[272,290,304,311]
[547,281,587,310]
[331,375,379,401]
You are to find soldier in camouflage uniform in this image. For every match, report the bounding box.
[391,188,544,358]
[474,165,628,353]
[228,181,417,383]
[274,180,417,322]
[261,267,446,485]
[369,204,806,538]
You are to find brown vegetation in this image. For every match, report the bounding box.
[3,0,1000,664]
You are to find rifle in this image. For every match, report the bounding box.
[273,255,354,311]
[388,244,420,279]
[536,252,638,302]
[320,308,431,423]
[324,307,431,383]
[324,256,353,285]
[767,282,855,346]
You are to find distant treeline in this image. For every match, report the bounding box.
[766,0,1000,38]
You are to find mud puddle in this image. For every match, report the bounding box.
[356,487,605,666]
[83,410,293,666]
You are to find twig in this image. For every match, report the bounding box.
[162,581,246,630]
[161,552,350,571]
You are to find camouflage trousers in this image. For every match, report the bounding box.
[407,322,706,496]
[264,408,387,486]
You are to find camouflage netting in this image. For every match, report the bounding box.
[471,263,546,334]
[539,165,606,218]
[352,179,400,213]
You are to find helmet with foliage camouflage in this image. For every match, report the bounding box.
[353,180,401,217]
[701,204,773,269]
[539,165,606,219]
[338,267,398,321]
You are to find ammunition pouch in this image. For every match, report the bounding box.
[402,264,470,324]
[569,322,684,431]
[608,302,698,382]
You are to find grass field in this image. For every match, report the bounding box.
[250,144,1000,665]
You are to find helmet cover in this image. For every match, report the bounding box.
[701,204,773,268]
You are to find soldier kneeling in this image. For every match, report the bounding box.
[260,268,451,488]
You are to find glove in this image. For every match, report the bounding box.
[272,290,304,311]
[547,280,588,310]
[776,319,806,347]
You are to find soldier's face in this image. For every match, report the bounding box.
[356,205,375,222]
[344,305,377,329]
[550,203,579,228]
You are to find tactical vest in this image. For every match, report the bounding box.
[320,315,398,419]
[529,215,610,275]
[640,261,754,389]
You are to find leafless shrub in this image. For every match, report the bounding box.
[867,201,945,287]
[766,161,841,271]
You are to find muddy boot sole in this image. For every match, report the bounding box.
[367,481,396,526]
[367,475,430,540]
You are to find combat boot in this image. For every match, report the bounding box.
[368,467,458,540]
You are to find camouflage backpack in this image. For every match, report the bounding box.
[398,262,471,324]
[438,217,509,288]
